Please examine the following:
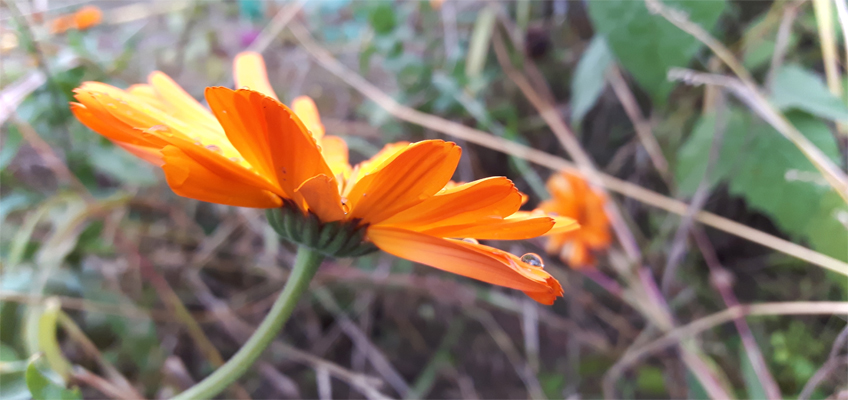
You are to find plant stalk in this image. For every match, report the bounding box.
[172,246,324,400]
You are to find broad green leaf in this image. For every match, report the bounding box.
[771,65,848,122]
[727,112,846,261]
[571,36,614,125]
[677,108,846,261]
[24,358,81,400]
[674,109,750,195]
[587,0,726,104]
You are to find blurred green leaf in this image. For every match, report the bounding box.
[465,6,497,82]
[369,4,396,35]
[636,366,666,395]
[25,357,80,400]
[740,350,767,400]
[674,109,749,195]
[0,126,22,171]
[0,343,28,400]
[588,0,726,103]
[771,65,848,122]
[570,36,613,125]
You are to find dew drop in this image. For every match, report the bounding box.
[222,110,228,114]
[148,125,167,132]
[461,238,479,244]
[520,253,544,268]
[316,145,322,152]
[205,144,222,153]
[340,197,348,205]
[229,157,241,162]
[240,86,250,90]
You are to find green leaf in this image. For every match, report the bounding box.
[24,357,81,400]
[771,65,848,122]
[727,112,846,261]
[571,36,614,125]
[636,366,666,395]
[677,108,847,261]
[587,0,726,104]
[465,6,498,82]
[674,109,750,195]
[740,350,767,400]
[369,4,396,35]
[0,125,22,171]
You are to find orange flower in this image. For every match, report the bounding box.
[73,6,102,31]
[50,5,102,34]
[539,171,611,269]
[70,52,578,304]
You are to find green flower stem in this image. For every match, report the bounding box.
[172,246,324,400]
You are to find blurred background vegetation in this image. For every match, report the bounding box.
[1,0,847,399]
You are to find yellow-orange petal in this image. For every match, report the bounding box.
[347,140,461,225]
[295,174,346,222]
[378,177,522,231]
[368,226,562,303]
[319,135,351,180]
[161,146,282,208]
[205,87,334,203]
[291,96,325,139]
[345,141,410,194]
[233,51,278,100]
[126,84,166,110]
[420,216,554,240]
[148,72,221,133]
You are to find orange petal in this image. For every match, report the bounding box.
[420,216,554,240]
[295,174,346,222]
[347,140,461,225]
[233,51,278,100]
[113,142,163,166]
[291,96,325,139]
[378,177,522,231]
[205,87,334,202]
[141,123,283,195]
[73,6,102,30]
[510,210,580,235]
[148,72,221,133]
[161,146,282,208]
[368,226,562,304]
[319,135,351,180]
[70,101,165,148]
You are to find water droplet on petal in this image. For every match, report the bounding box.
[222,110,227,114]
[520,253,544,268]
[240,86,250,90]
[229,157,241,162]
[316,145,322,152]
[205,144,222,153]
[461,238,479,244]
[148,125,167,132]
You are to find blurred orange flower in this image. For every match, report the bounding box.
[70,52,578,304]
[50,5,102,34]
[539,171,611,269]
